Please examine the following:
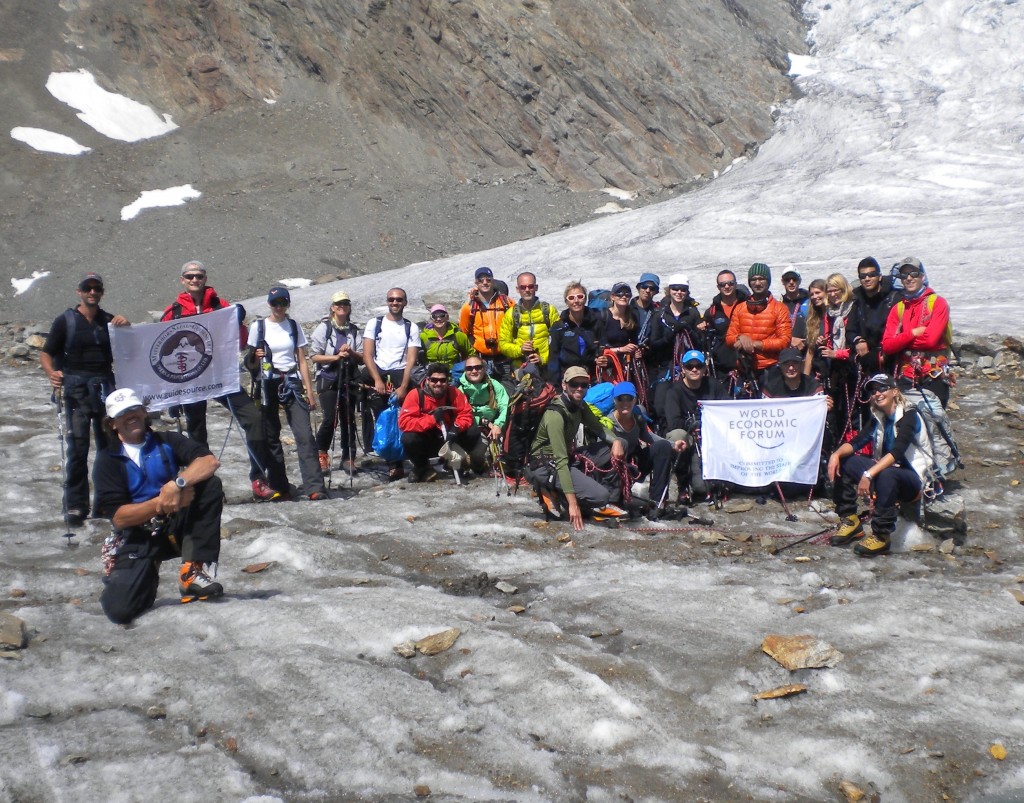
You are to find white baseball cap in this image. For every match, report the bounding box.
[105,388,145,419]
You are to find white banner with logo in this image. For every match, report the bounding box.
[109,306,241,411]
[700,397,827,486]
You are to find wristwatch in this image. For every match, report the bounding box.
[175,476,188,489]
[862,471,872,480]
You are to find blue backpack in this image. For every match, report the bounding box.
[584,382,616,415]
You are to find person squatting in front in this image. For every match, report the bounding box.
[40,272,131,526]
[525,366,628,531]
[398,362,486,482]
[93,389,224,624]
[247,287,329,501]
[605,381,687,520]
[826,374,932,557]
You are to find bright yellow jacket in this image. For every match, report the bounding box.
[498,301,559,368]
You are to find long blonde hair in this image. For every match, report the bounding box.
[803,278,828,342]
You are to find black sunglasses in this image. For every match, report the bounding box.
[717,281,736,288]
[386,297,406,303]
[683,362,704,370]
[567,381,590,389]
[858,272,880,280]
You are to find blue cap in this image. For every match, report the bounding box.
[475,266,494,280]
[682,349,705,365]
[636,272,660,290]
[613,381,637,399]
[267,286,291,304]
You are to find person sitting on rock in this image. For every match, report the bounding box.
[93,388,224,624]
[827,374,933,557]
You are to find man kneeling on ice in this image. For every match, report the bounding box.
[94,388,225,624]
[526,366,628,531]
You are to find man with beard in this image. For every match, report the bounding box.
[724,263,792,392]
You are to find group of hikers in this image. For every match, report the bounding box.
[40,256,955,623]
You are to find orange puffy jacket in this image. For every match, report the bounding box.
[725,296,792,370]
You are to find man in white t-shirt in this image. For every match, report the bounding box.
[361,287,420,480]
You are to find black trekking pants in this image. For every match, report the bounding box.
[100,476,223,624]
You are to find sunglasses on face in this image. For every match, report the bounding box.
[858,272,880,280]
[81,286,104,293]
[717,281,736,288]
[427,377,449,384]
[464,365,484,371]
[566,294,585,301]
[901,271,923,280]
[386,297,406,303]
[669,286,688,292]
[183,273,205,281]
[431,313,448,320]
[638,284,657,292]
[683,362,704,370]
[518,283,537,290]
[613,291,631,298]
[270,300,289,308]
[332,301,351,307]
[567,381,590,390]
[614,394,635,402]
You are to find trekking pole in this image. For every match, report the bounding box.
[656,448,684,516]
[53,389,76,544]
[774,481,798,522]
[768,525,834,555]
[224,396,271,485]
[440,421,462,486]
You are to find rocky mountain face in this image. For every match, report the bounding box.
[1,0,806,322]
[66,0,805,190]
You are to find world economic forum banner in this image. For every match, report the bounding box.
[700,397,827,485]
[109,306,241,411]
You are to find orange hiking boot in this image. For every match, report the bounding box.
[179,561,224,603]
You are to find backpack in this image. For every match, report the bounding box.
[466,293,511,343]
[250,317,300,380]
[904,387,962,478]
[894,294,952,351]
[510,301,555,339]
[587,289,612,310]
[584,382,616,416]
[500,371,559,477]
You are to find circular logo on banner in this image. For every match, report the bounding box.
[151,322,214,383]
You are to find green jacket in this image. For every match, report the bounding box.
[530,395,622,495]
[419,323,475,369]
[458,374,510,428]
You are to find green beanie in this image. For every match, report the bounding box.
[748,262,771,284]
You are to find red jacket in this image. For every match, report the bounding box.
[398,383,475,434]
[161,287,247,347]
[725,295,792,370]
[881,289,950,380]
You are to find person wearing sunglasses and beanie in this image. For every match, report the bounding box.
[40,272,131,526]
[458,357,510,444]
[881,257,953,408]
[725,262,791,391]
[526,366,627,531]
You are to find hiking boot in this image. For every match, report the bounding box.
[251,479,280,502]
[593,503,628,519]
[830,514,865,546]
[307,491,329,501]
[318,451,330,471]
[178,562,224,603]
[408,467,440,484]
[65,509,87,527]
[853,533,890,557]
[537,488,563,519]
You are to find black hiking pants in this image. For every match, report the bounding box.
[833,454,922,535]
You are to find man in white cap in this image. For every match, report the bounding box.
[92,388,225,624]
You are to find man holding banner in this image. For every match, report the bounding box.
[158,261,276,501]
[700,394,828,491]
[111,266,275,501]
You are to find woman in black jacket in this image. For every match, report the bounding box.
[547,281,607,384]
